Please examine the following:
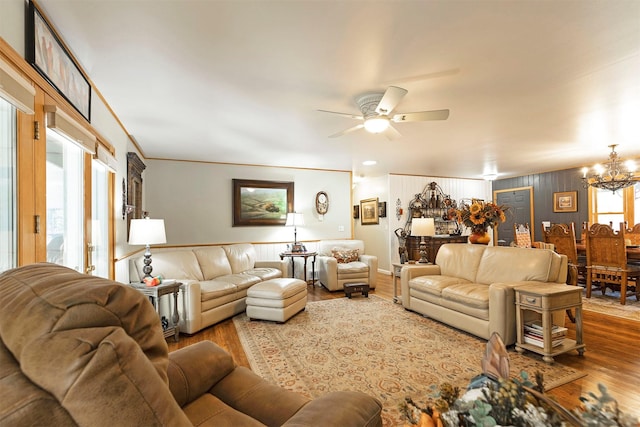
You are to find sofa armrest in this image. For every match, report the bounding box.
[400,264,441,307]
[178,280,202,334]
[167,340,236,407]
[282,391,382,427]
[256,260,288,277]
[317,255,338,290]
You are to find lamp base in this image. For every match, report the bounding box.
[141,245,154,280]
[418,238,431,264]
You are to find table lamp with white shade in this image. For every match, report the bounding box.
[285,212,305,252]
[411,217,436,264]
[128,218,167,280]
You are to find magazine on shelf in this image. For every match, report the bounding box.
[524,325,567,339]
[523,334,565,348]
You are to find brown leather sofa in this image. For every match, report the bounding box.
[0,263,382,426]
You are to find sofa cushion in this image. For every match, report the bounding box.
[199,280,238,301]
[243,267,282,281]
[441,283,490,310]
[194,247,233,280]
[223,244,257,274]
[337,261,369,274]
[436,244,486,283]
[182,393,265,426]
[475,246,553,284]
[217,274,261,290]
[409,275,471,297]
[139,250,205,282]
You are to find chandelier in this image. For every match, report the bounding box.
[581,144,638,193]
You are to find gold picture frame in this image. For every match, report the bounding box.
[360,197,379,225]
[233,179,293,226]
[553,191,578,213]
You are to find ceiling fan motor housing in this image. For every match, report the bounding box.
[355,93,384,119]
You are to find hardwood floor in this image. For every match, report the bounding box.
[168,273,640,417]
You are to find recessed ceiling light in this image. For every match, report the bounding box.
[362,160,377,166]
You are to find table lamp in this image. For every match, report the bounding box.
[285,212,305,252]
[129,218,167,279]
[411,217,435,263]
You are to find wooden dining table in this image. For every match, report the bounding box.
[576,243,640,260]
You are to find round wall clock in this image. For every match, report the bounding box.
[315,191,329,215]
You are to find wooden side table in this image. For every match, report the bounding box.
[392,263,425,304]
[130,281,182,342]
[279,251,317,284]
[515,283,585,363]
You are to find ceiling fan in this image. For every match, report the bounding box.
[318,86,449,140]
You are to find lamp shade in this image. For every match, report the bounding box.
[128,218,167,245]
[411,217,435,237]
[285,212,305,227]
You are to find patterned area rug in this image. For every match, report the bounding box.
[582,288,640,321]
[233,296,586,426]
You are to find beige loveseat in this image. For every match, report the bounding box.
[0,263,383,427]
[316,240,378,291]
[401,243,568,345]
[130,244,286,334]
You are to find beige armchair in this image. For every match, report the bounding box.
[316,240,378,291]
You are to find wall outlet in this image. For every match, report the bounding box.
[338,225,345,232]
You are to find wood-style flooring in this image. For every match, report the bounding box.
[168,273,640,417]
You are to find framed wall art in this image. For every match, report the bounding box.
[378,201,387,218]
[233,179,293,226]
[553,191,578,213]
[27,2,91,121]
[360,197,379,225]
[353,205,360,219]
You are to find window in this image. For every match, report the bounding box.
[92,161,109,278]
[0,98,17,271]
[590,184,639,230]
[46,130,84,270]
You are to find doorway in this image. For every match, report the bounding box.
[494,187,533,246]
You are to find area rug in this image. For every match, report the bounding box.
[233,296,585,426]
[582,289,640,321]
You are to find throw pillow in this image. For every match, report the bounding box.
[331,247,359,263]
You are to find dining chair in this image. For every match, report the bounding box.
[513,223,532,248]
[625,223,640,245]
[585,223,640,305]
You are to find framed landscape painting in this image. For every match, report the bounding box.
[553,191,577,213]
[233,179,293,226]
[360,197,379,225]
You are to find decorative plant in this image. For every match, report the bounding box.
[455,200,508,234]
[400,374,638,427]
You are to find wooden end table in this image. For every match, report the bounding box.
[130,280,182,342]
[279,251,317,284]
[515,283,585,363]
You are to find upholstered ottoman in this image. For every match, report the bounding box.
[246,278,307,322]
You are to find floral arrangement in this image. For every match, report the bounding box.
[400,373,639,427]
[454,200,508,234]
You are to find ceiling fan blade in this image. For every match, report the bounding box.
[392,109,450,122]
[328,124,364,138]
[317,109,364,120]
[382,124,402,140]
[375,86,408,115]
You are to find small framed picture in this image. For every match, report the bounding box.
[360,197,379,225]
[353,205,360,219]
[553,191,577,213]
[378,201,387,218]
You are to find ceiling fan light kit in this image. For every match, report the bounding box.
[320,86,449,140]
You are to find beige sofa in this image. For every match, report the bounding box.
[0,263,383,427]
[401,243,568,345]
[316,240,378,291]
[130,244,287,334]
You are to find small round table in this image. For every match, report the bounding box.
[279,251,317,284]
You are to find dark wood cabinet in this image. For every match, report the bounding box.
[406,235,467,263]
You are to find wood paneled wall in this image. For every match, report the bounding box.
[492,168,588,241]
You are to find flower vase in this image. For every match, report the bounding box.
[469,230,491,245]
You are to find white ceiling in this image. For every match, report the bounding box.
[37,0,640,180]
